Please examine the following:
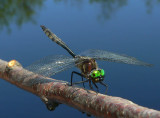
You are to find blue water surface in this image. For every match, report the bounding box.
[0,0,160,117]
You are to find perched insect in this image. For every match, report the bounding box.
[26,25,152,94]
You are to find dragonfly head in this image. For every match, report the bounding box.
[90,69,105,83]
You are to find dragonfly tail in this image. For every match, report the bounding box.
[40,25,76,58]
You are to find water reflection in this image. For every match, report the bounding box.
[145,0,160,14]
[0,0,159,32]
[0,0,43,32]
[54,0,127,21]
[54,0,160,21]
[89,0,127,21]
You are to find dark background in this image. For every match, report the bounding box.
[0,0,160,117]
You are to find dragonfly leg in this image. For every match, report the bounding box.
[82,76,85,88]
[72,79,89,85]
[92,82,99,93]
[99,81,108,94]
[71,80,91,94]
[71,71,85,87]
[89,80,93,90]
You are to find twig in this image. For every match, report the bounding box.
[0,59,159,118]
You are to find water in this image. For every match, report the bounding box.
[0,0,160,117]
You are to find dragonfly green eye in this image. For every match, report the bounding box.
[100,69,105,76]
[91,70,100,78]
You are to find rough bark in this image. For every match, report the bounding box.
[0,59,159,118]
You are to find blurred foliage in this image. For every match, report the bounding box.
[89,0,127,21]
[54,0,84,9]
[53,0,127,21]
[0,0,159,32]
[54,0,160,21]
[0,0,43,32]
[145,0,160,14]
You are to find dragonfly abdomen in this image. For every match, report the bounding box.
[41,25,76,58]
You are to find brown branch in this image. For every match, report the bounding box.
[0,59,160,118]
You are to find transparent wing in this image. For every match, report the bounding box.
[80,49,152,66]
[25,55,79,77]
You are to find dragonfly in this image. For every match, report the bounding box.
[26,25,152,94]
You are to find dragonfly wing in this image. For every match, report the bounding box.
[26,55,78,77]
[80,49,152,66]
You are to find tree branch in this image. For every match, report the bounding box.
[0,59,159,118]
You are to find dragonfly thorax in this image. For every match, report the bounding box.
[76,57,98,77]
[76,57,105,83]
